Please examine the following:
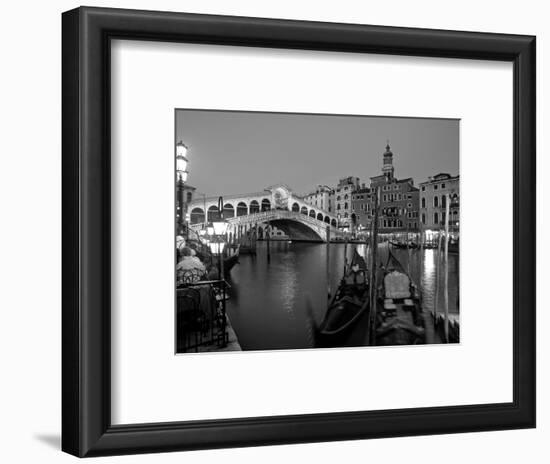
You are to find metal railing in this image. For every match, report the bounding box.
[176,276,228,353]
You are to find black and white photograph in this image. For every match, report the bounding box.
[175,110,460,353]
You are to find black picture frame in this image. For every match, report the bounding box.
[62,6,536,457]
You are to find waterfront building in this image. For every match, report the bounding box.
[176,183,196,233]
[369,142,420,234]
[351,185,372,232]
[334,176,360,230]
[303,185,334,213]
[419,173,460,235]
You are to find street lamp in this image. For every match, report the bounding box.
[205,197,229,275]
[176,140,189,180]
[176,140,189,236]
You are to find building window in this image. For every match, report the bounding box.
[407,202,412,208]
[434,212,439,225]
[441,194,447,208]
[344,202,348,210]
[383,194,387,202]
[442,211,446,224]
[337,204,341,210]
[421,186,426,191]
[442,183,446,189]
[434,196,439,207]
[421,213,426,224]
[434,184,438,190]
[421,198,426,208]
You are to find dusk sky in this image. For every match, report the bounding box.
[175,110,459,198]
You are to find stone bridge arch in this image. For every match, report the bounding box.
[186,185,339,231]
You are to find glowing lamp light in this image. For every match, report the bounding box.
[198,229,207,237]
[177,158,188,174]
[176,140,188,158]
[208,241,226,255]
[212,220,229,236]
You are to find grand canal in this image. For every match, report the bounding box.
[225,241,459,351]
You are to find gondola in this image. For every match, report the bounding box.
[223,245,240,273]
[374,248,427,346]
[311,250,370,347]
[389,240,418,249]
[448,240,459,254]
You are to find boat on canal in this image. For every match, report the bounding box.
[389,240,418,249]
[311,250,370,347]
[373,248,427,346]
[224,244,240,273]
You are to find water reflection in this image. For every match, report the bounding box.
[226,241,459,351]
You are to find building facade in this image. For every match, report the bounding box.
[176,183,196,234]
[303,185,334,213]
[369,143,420,234]
[419,173,460,231]
[334,176,360,229]
[351,186,372,231]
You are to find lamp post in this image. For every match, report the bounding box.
[206,196,229,347]
[176,140,189,236]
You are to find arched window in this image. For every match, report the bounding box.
[207,205,220,222]
[317,213,323,221]
[261,199,271,211]
[309,210,316,218]
[249,200,260,214]
[223,203,235,218]
[441,194,447,209]
[291,202,300,212]
[236,202,248,216]
[434,196,439,208]
[331,219,337,227]
[324,216,330,224]
[421,198,426,208]
[344,202,348,210]
[190,207,205,224]
[301,206,308,215]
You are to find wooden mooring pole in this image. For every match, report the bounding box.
[444,194,450,342]
[367,187,380,345]
[326,225,331,300]
[434,230,442,327]
[267,225,271,263]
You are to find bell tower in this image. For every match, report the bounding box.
[382,140,394,180]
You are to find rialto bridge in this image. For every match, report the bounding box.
[187,184,342,242]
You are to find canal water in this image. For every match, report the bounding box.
[226,241,459,351]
